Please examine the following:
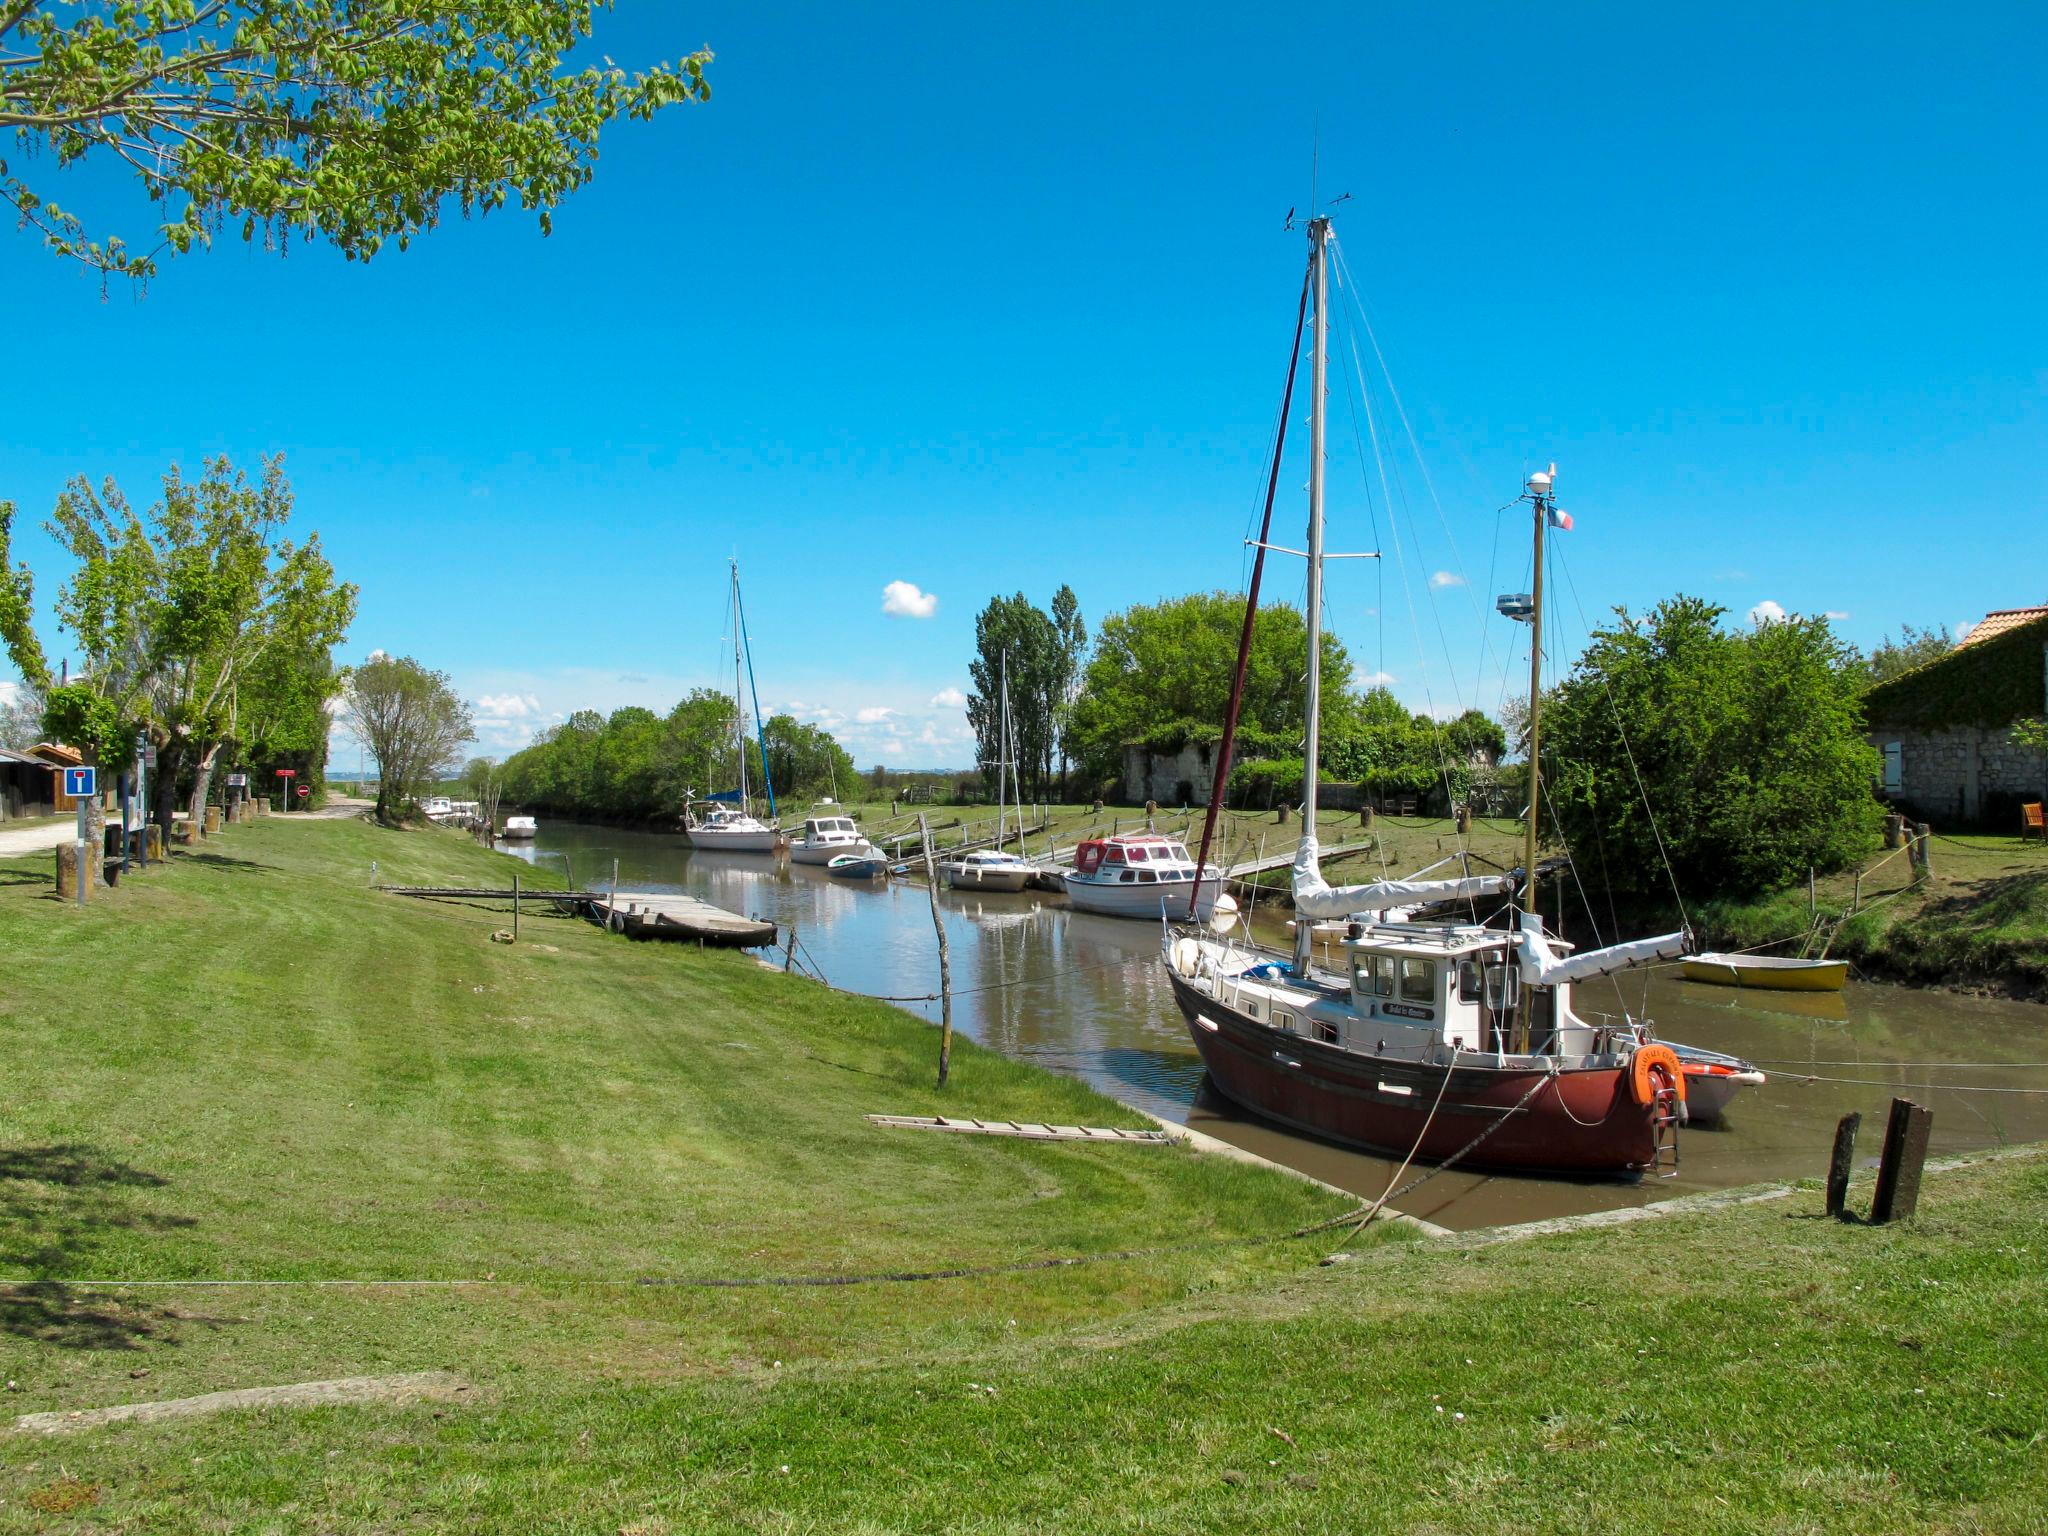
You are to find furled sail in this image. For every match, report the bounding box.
[1291,836,1514,919]
[1515,913,1689,985]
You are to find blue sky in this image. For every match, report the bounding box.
[4,2,2043,767]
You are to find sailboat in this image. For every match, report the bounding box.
[942,650,1035,893]
[682,560,784,854]
[1162,214,1761,1177]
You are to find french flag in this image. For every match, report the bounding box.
[1548,507,1574,531]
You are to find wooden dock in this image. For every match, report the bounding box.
[865,1114,1171,1144]
[585,890,777,948]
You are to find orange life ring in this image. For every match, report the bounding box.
[1630,1044,1686,1106]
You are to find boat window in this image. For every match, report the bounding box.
[1138,869,1157,884]
[1126,847,1148,862]
[1459,961,1483,1003]
[1120,870,1135,883]
[1275,1010,1295,1034]
[1354,953,1394,997]
[1106,846,1126,864]
[1400,958,1435,1004]
[1484,964,1519,1011]
[1314,1019,1339,1044]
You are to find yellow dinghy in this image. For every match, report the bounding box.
[1681,951,1849,992]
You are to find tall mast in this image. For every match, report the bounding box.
[732,559,749,809]
[998,648,1009,852]
[1294,216,1331,975]
[1522,467,1553,908]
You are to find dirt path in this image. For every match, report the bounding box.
[0,817,77,858]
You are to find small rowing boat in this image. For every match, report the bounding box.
[1670,1042,1767,1122]
[827,853,886,881]
[1681,952,1848,992]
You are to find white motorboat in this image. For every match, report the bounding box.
[501,814,537,840]
[1063,833,1223,919]
[789,812,876,865]
[1670,1042,1768,1122]
[940,848,1037,893]
[683,803,783,853]
[423,796,455,820]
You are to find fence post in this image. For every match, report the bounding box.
[1824,1111,1860,1219]
[1869,1098,1934,1224]
[1914,824,1933,880]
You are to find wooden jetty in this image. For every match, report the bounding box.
[865,1114,1170,1144]
[585,890,777,948]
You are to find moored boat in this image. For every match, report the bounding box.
[683,802,783,853]
[501,814,537,840]
[1681,952,1848,992]
[940,848,1036,893]
[790,812,876,865]
[681,560,784,854]
[827,852,886,880]
[1670,1041,1767,1122]
[1065,833,1223,919]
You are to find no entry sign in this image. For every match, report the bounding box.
[296,785,310,798]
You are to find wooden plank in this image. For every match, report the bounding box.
[865,1114,1170,1144]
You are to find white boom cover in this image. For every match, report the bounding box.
[1291,836,1514,919]
[1515,914,1688,985]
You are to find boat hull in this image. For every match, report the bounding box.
[683,827,783,853]
[791,840,876,865]
[943,863,1035,893]
[499,829,535,840]
[1681,954,1848,992]
[1167,968,1659,1175]
[1065,872,1219,920]
[828,856,885,880]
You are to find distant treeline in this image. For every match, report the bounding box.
[498,690,856,821]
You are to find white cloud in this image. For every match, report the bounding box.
[855,706,896,724]
[929,686,968,709]
[1428,571,1465,590]
[881,580,938,619]
[474,692,540,719]
[1956,619,1977,642]
[366,648,388,661]
[1749,599,1788,626]
[1824,610,1850,622]
[1359,670,1397,687]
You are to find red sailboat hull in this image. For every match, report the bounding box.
[1168,969,1661,1176]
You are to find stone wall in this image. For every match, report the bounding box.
[1872,725,2048,827]
[1119,742,1363,810]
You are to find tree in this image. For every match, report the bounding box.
[2,2,712,282]
[341,655,472,821]
[1050,584,1086,789]
[966,594,1062,799]
[0,679,39,749]
[1541,596,1881,901]
[1064,591,1357,784]
[1857,623,1955,688]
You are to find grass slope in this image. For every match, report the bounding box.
[3,817,2043,1531]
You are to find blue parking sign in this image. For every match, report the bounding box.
[63,766,96,798]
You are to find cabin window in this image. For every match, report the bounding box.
[1400,958,1435,1004]
[1484,964,1519,1011]
[1138,869,1157,884]
[1459,961,1483,1003]
[1314,1019,1340,1044]
[1275,1010,1296,1034]
[1353,954,1395,997]
[1106,846,1126,864]
[1127,847,1148,862]
[1120,870,1135,883]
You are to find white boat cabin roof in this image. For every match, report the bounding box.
[1337,917,1575,962]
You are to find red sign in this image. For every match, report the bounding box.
[296,785,310,798]
[276,768,297,778]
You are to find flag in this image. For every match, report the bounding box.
[1548,507,1573,531]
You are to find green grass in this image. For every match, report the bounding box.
[1699,834,2048,993]
[3,817,2044,1531]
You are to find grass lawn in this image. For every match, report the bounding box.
[3,816,2043,1531]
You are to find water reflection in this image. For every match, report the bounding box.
[509,822,2048,1230]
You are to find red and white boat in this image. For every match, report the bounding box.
[1064,833,1224,920]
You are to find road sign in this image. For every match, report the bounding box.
[226,773,248,788]
[276,768,297,777]
[63,766,96,798]
[296,785,310,799]
[143,743,157,768]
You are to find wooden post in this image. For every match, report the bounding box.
[1808,867,1817,920]
[511,871,520,943]
[1359,804,1374,828]
[784,921,799,973]
[1824,1111,1860,1219]
[1456,804,1473,835]
[917,813,954,1088]
[1914,824,1933,880]
[1869,1098,1933,1224]
[1883,813,1904,850]
[1145,799,1157,832]
[56,843,89,904]
[1277,801,1290,826]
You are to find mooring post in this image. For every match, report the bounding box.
[1825,1111,1860,1219]
[1808,867,1816,919]
[1914,824,1933,880]
[511,871,520,943]
[917,813,954,1088]
[1870,1098,1934,1225]
[784,921,799,973]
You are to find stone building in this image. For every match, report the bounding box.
[1864,606,2048,828]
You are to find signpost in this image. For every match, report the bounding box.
[276,767,297,812]
[64,766,96,907]
[297,785,310,800]
[135,731,150,868]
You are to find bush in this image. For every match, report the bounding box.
[1229,757,1303,808]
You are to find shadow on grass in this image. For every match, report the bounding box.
[0,1144,208,1351]
[175,851,277,873]
[0,868,56,888]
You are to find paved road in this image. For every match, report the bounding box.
[0,818,78,858]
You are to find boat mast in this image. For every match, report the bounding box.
[1521,467,1553,910]
[997,649,1010,853]
[731,559,749,812]
[1293,216,1330,975]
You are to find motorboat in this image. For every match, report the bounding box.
[682,802,782,853]
[827,853,886,880]
[790,813,876,865]
[423,796,455,820]
[501,814,537,840]
[1065,833,1223,919]
[940,848,1036,893]
[1681,952,1849,992]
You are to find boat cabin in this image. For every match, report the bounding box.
[803,815,860,841]
[1071,834,1198,884]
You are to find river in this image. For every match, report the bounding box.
[504,821,2048,1231]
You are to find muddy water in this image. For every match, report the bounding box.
[508,822,2048,1231]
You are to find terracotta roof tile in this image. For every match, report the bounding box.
[1958,606,2048,648]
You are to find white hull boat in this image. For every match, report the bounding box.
[1063,833,1222,920]
[1671,1042,1767,1122]
[941,850,1036,893]
[790,813,876,865]
[501,815,537,840]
